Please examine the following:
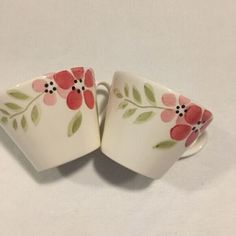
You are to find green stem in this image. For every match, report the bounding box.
[9,93,43,119]
[124,98,167,110]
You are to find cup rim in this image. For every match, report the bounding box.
[113,70,213,114]
[0,66,94,95]
[114,70,178,94]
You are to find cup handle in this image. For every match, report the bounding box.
[96,81,111,125]
[179,131,208,160]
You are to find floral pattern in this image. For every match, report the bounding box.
[0,67,95,137]
[160,93,192,123]
[113,83,213,150]
[53,67,95,110]
[32,76,67,106]
[170,105,213,147]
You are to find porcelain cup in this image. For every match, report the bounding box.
[0,66,100,171]
[101,71,213,179]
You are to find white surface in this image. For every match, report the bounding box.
[0,72,100,171]
[101,71,209,179]
[0,0,235,235]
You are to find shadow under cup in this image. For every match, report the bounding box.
[101,71,213,179]
[0,67,100,171]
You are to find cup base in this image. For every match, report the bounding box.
[101,147,168,179]
[34,145,101,172]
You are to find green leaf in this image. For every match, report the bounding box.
[31,105,40,126]
[144,83,156,105]
[132,86,142,104]
[68,111,82,137]
[5,103,22,110]
[7,89,30,100]
[12,119,18,130]
[21,115,28,131]
[124,83,129,97]
[0,116,8,124]
[118,101,128,109]
[113,88,123,98]
[153,140,176,149]
[134,111,155,123]
[122,108,137,118]
[0,108,10,115]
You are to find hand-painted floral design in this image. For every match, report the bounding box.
[160,93,192,123]
[53,67,95,110]
[32,75,67,106]
[113,82,161,123]
[170,105,213,147]
[0,66,95,137]
[114,83,213,150]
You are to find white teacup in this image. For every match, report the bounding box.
[101,71,213,179]
[0,66,100,171]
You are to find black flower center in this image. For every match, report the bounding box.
[192,120,204,133]
[175,104,188,117]
[44,81,57,94]
[71,79,86,94]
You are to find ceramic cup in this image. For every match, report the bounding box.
[101,71,213,179]
[0,66,101,171]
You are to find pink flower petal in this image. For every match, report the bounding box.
[53,70,74,89]
[176,115,188,125]
[170,124,192,141]
[160,109,176,122]
[184,105,202,125]
[67,90,83,110]
[32,79,46,92]
[200,119,212,133]
[43,93,57,106]
[44,72,54,80]
[84,69,94,88]
[57,87,69,99]
[161,93,177,107]
[83,89,94,109]
[185,131,199,147]
[179,95,191,106]
[201,109,213,123]
[71,67,84,80]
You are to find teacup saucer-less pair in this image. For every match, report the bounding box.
[0,66,213,179]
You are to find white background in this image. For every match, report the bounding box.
[0,0,235,235]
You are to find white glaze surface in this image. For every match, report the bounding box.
[0,1,235,235]
[0,72,100,170]
[102,71,210,179]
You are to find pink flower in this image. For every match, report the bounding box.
[53,67,95,110]
[161,93,192,123]
[32,75,67,106]
[170,105,213,147]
